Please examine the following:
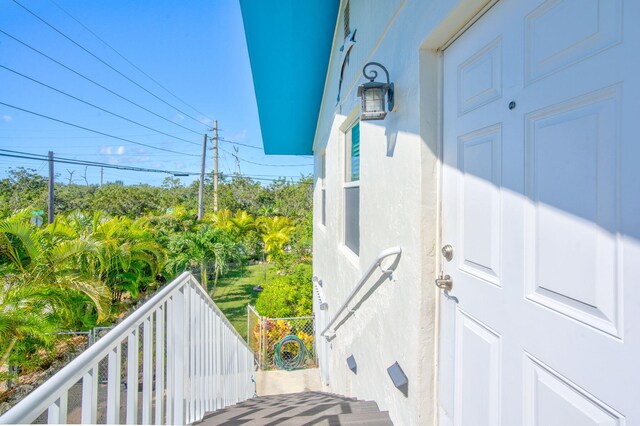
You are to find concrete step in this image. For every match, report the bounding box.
[195,391,393,426]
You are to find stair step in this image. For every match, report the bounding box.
[274,411,393,426]
[194,392,393,426]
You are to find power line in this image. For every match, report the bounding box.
[0,64,199,147]
[0,149,310,182]
[218,138,262,150]
[0,132,196,139]
[218,146,313,167]
[0,29,202,136]
[0,101,198,157]
[11,0,209,128]
[48,0,212,123]
[0,149,199,175]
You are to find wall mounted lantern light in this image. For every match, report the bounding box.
[357,62,395,121]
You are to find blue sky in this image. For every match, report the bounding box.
[0,0,313,186]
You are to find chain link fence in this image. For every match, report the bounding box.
[247,305,316,371]
[0,332,90,393]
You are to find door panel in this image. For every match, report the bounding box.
[523,355,622,426]
[524,85,621,337]
[458,124,503,287]
[454,310,501,426]
[438,0,639,424]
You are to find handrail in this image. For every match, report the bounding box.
[321,246,402,340]
[0,271,254,425]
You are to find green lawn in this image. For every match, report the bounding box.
[211,263,275,339]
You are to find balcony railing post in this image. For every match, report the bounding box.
[126,328,139,424]
[188,283,196,423]
[172,286,185,425]
[216,311,222,410]
[81,365,98,424]
[234,337,239,403]
[166,296,174,423]
[142,315,153,424]
[155,305,165,425]
[106,344,122,424]
[47,393,67,424]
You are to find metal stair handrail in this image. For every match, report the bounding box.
[320,246,402,340]
[0,271,254,425]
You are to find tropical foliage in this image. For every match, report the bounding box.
[0,168,313,381]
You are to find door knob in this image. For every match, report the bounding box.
[442,244,453,262]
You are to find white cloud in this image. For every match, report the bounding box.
[2,115,13,123]
[175,113,185,121]
[100,145,126,155]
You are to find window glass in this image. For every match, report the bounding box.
[345,121,360,182]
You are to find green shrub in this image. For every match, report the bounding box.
[255,263,312,318]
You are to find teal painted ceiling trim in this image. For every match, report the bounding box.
[240,0,339,155]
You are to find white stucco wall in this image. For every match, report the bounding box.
[312,1,492,425]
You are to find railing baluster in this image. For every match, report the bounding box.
[155,304,165,425]
[191,288,198,420]
[142,315,153,424]
[106,344,122,424]
[215,311,221,409]
[166,296,174,424]
[224,325,229,407]
[81,366,98,424]
[204,302,213,412]
[198,294,204,418]
[221,317,226,408]
[173,286,185,425]
[47,392,68,424]
[209,301,214,411]
[126,327,139,424]
[187,283,194,424]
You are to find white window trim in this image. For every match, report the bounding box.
[318,150,327,232]
[341,109,360,258]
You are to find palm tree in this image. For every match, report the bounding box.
[89,216,166,302]
[230,210,255,237]
[257,216,294,262]
[205,209,235,232]
[166,224,239,294]
[0,213,111,367]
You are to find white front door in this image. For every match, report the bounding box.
[438,0,640,424]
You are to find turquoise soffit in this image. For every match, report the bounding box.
[239,0,339,155]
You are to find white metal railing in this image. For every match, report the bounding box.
[320,246,402,340]
[0,271,254,425]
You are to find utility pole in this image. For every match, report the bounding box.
[197,133,208,220]
[213,119,219,212]
[48,151,54,224]
[100,167,104,186]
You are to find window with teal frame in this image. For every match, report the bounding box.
[350,122,360,181]
[344,120,360,255]
[346,121,360,182]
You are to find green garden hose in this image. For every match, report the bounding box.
[274,335,308,370]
